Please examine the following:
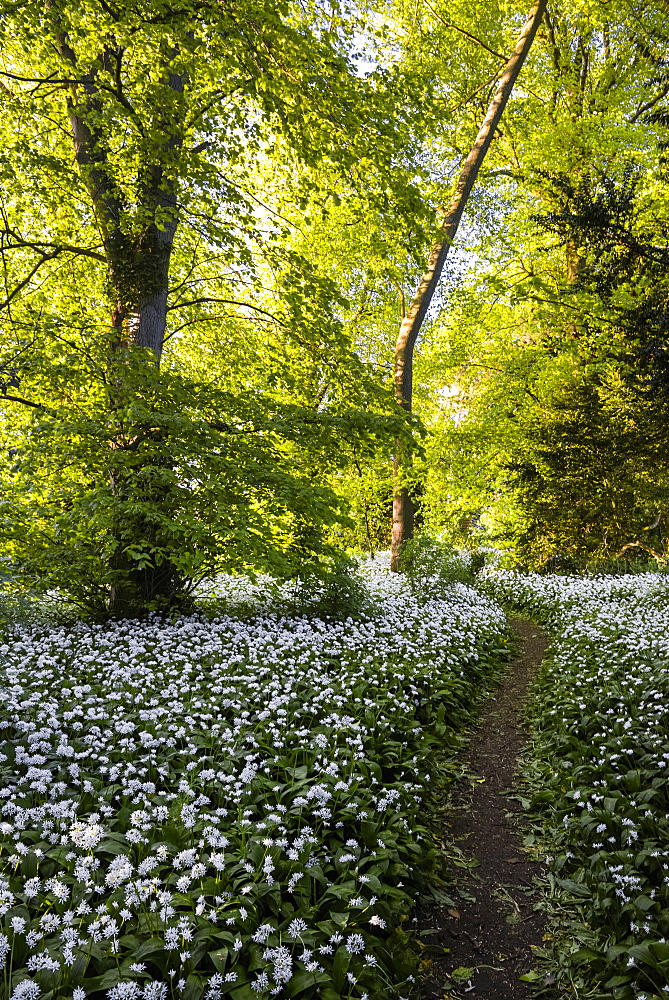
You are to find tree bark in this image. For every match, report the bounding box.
[51,13,187,614]
[390,0,548,571]
[53,14,184,368]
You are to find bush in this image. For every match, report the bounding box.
[399,536,475,593]
[287,556,372,619]
[194,558,371,622]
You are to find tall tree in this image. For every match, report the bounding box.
[390,0,548,570]
[0,0,418,616]
[409,0,669,564]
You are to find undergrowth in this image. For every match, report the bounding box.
[483,569,669,1000]
[0,556,511,1000]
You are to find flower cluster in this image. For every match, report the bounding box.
[0,561,507,1000]
[483,568,669,1000]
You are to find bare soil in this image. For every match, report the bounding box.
[417,617,550,1000]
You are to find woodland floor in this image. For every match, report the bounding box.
[417,617,550,1000]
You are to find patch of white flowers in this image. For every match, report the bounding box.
[483,568,669,998]
[0,560,506,1000]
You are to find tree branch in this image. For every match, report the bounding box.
[544,7,562,75]
[442,71,503,116]
[163,313,239,339]
[48,11,126,240]
[578,34,589,96]
[0,69,64,85]
[485,168,524,181]
[420,0,505,60]
[0,392,43,410]
[0,233,107,263]
[167,297,289,326]
[630,81,669,122]
[96,0,121,20]
[0,252,61,310]
[615,540,664,560]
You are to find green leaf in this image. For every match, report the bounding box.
[332,947,350,993]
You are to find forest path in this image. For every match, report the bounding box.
[418,617,550,1000]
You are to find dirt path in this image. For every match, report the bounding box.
[418,617,550,999]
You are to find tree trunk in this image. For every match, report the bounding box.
[390,0,548,571]
[110,238,173,367]
[104,214,179,616]
[52,18,186,615]
[391,449,413,565]
[124,289,170,363]
[108,537,183,620]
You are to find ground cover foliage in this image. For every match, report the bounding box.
[0,559,508,1000]
[482,568,669,1000]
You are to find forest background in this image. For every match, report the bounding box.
[1,0,669,618]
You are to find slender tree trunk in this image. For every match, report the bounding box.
[390,0,548,571]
